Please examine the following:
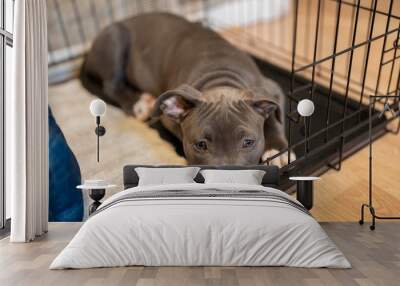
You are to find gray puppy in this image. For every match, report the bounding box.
[81,12,293,166]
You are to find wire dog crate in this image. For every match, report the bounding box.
[47,0,400,190]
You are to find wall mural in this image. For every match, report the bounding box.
[47,0,398,221]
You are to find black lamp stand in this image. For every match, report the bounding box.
[359,95,400,230]
[95,116,106,162]
[296,180,314,210]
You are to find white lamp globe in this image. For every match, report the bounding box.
[90,99,106,117]
[297,99,315,117]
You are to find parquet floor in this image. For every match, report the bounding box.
[1,222,400,286]
[312,132,400,222]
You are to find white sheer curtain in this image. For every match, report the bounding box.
[8,0,48,242]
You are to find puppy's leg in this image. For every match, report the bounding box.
[262,149,297,168]
[82,23,142,116]
[262,116,296,167]
[132,93,156,121]
[262,149,283,167]
[102,80,141,116]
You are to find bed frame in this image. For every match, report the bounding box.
[122,165,320,208]
[123,165,280,189]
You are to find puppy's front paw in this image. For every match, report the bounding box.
[262,149,281,167]
[133,93,156,122]
[262,149,297,168]
[278,151,297,166]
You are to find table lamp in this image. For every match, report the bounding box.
[297,99,315,155]
[90,99,106,162]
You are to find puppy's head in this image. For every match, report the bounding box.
[152,84,278,165]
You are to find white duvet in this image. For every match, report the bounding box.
[50,183,350,269]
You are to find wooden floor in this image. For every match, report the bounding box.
[1,222,399,286]
[312,131,400,222]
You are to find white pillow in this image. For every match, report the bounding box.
[200,169,266,185]
[135,167,200,186]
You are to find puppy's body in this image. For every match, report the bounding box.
[81,13,290,166]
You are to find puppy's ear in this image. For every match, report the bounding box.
[152,84,201,122]
[246,77,285,123]
[246,99,280,120]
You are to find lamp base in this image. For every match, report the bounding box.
[95,125,106,136]
[88,188,105,215]
[296,180,313,210]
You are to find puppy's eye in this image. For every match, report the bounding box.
[194,140,208,152]
[242,139,255,148]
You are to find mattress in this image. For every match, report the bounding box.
[50,183,350,269]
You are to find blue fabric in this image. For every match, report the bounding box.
[49,107,83,221]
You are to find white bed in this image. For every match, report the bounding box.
[50,182,350,269]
